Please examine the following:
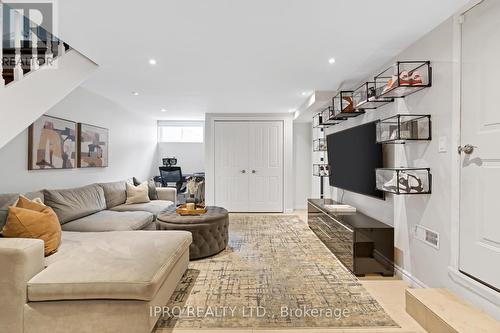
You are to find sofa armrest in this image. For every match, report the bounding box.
[156,187,177,205]
[0,238,44,333]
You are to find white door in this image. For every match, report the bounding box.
[214,121,284,212]
[459,0,500,291]
[248,121,283,212]
[214,122,250,212]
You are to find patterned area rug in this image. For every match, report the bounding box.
[155,215,397,329]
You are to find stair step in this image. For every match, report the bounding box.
[405,288,500,333]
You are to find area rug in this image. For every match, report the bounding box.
[154,214,398,330]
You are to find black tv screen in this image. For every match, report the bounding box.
[327,121,384,199]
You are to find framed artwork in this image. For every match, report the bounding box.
[28,115,77,170]
[77,123,109,168]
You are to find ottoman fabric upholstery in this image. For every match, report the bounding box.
[157,207,229,259]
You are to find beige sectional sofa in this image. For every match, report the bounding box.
[0,181,192,333]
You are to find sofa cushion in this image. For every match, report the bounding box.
[61,210,154,232]
[0,192,45,231]
[28,230,192,301]
[43,185,107,224]
[133,177,159,200]
[98,181,127,209]
[110,200,174,218]
[3,197,61,256]
[0,194,18,231]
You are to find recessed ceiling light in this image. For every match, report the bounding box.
[328,57,336,64]
[132,91,139,96]
[160,108,167,112]
[149,59,157,65]
[301,91,310,97]
[288,108,296,113]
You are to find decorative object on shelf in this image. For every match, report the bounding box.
[163,157,177,166]
[332,91,365,120]
[376,114,431,144]
[313,164,330,177]
[77,123,109,168]
[353,82,394,110]
[175,204,207,216]
[313,138,327,152]
[376,168,431,194]
[28,115,77,170]
[375,61,432,98]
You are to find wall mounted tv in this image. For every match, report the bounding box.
[327,121,384,199]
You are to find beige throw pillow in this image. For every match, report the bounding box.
[125,182,150,205]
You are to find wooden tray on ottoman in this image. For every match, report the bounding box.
[175,204,207,216]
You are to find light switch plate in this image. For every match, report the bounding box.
[438,136,447,153]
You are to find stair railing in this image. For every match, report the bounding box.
[1,1,75,88]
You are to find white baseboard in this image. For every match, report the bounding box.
[394,264,429,288]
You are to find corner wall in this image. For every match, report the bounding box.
[293,122,312,209]
[0,87,158,193]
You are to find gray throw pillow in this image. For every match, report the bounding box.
[98,181,127,209]
[133,177,159,200]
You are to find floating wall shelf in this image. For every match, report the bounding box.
[313,138,327,152]
[375,61,432,99]
[313,164,330,177]
[331,90,365,120]
[376,168,431,195]
[376,114,431,144]
[353,82,394,110]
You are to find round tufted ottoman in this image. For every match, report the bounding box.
[157,206,229,260]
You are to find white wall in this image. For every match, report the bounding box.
[292,123,311,209]
[0,50,97,150]
[157,142,204,175]
[0,87,158,193]
[325,12,500,319]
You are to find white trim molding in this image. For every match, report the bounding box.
[204,113,294,213]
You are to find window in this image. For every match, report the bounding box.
[158,121,204,143]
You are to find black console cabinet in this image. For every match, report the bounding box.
[307,198,394,276]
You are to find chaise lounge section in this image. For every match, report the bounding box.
[0,180,190,333]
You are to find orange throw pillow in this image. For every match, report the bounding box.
[3,196,62,256]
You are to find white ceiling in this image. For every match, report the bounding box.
[57,0,468,120]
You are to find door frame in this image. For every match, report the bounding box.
[449,0,500,306]
[205,113,294,213]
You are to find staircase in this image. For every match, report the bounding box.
[406,288,500,333]
[0,1,98,149]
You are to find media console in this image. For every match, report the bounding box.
[307,198,394,276]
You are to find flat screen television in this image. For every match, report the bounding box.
[327,121,384,199]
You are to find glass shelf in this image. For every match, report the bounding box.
[376,114,431,144]
[375,61,432,98]
[332,91,365,120]
[313,138,327,152]
[318,106,344,126]
[313,164,330,177]
[376,168,431,195]
[353,82,394,110]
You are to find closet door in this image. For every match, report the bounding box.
[214,122,250,211]
[248,121,283,212]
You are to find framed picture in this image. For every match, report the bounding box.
[77,123,109,168]
[28,115,77,170]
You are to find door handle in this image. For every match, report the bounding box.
[241,170,246,174]
[251,170,256,174]
[458,144,477,155]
